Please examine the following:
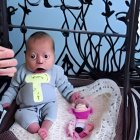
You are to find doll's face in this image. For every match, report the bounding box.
[75,103,88,112]
[25,37,55,73]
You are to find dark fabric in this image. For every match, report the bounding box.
[0,77,18,140]
[0,100,18,133]
[114,88,140,140]
[0,78,139,140]
[0,131,18,140]
[114,99,123,140]
[0,77,11,99]
[130,88,140,140]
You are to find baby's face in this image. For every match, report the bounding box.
[25,37,55,73]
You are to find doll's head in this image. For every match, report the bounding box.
[25,31,55,73]
[74,98,90,112]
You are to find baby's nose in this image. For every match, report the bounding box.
[37,56,43,64]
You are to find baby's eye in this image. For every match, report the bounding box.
[30,53,36,60]
[44,54,50,59]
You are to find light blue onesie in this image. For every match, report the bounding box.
[0,64,74,129]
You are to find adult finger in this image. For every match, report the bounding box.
[0,67,17,77]
[0,59,17,68]
[0,46,15,59]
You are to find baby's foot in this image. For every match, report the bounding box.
[38,128,48,140]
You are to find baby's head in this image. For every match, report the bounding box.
[25,31,55,73]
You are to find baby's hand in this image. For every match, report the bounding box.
[2,103,10,108]
[70,92,81,103]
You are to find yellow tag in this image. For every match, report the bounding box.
[25,73,50,102]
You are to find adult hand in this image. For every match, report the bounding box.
[0,46,17,77]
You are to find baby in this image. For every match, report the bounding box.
[0,31,81,140]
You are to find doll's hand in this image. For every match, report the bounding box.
[70,92,82,103]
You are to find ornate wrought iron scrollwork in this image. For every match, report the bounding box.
[5,0,139,80]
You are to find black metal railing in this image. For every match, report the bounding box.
[0,0,140,140]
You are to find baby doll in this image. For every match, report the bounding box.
[71,98,93,134]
